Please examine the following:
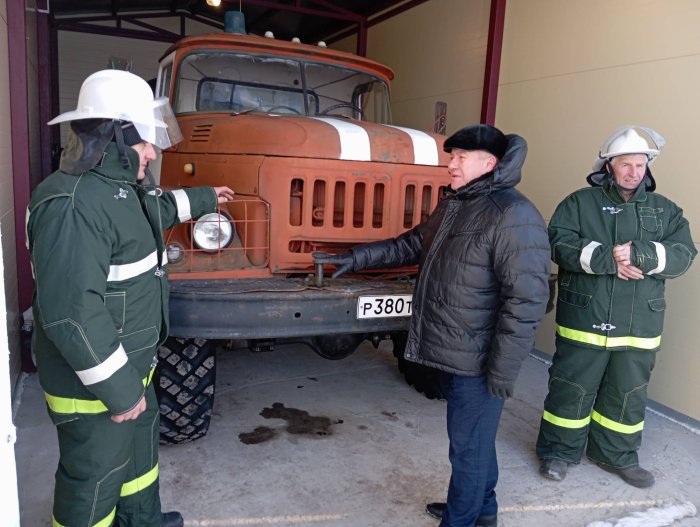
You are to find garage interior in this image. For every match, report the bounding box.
[2,1,700,526]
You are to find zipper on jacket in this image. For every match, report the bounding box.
[409,199,460,355]
[140,185,167,276]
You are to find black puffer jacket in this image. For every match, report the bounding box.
[352,135,551,386]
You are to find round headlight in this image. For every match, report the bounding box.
[192,213,234,253]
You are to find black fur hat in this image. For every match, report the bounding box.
[443,124,508,160]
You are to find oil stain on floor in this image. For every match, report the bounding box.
[239,402,344,444]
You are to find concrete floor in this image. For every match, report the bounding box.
[14,341,700,527]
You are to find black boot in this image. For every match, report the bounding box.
[425,503,497,526]
[162,511,184,527]
[596,463,655,488]
[539,458,568,481]
[425,502,445,520]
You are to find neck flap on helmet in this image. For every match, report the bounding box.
[59,119,145,176]
[58,119,115,176]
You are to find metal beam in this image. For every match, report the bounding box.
[325,0,430,45]
[184,13,224,30]
[307,0,360,19]
[119,17,182,38]
[480,0,506,125]
[52,11,196,24]
[53,21,182,43]
[38,9,54,182]
[356,22,367,57]
[365,0,431,27]
[7,0,34,319]
[223,0,365,22]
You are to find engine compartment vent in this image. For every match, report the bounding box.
[190,124,214,143]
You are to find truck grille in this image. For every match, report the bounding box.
[286,176,446,254]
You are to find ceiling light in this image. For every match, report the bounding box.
[206,0,221,6]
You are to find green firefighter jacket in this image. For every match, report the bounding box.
[550,177,696,351]
[27,143,217,423]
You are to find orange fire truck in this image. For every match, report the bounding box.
[153,29,449,443]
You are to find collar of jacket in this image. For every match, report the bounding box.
[89,142,141,184]
[445,172,496,200]
[601,177,648,204]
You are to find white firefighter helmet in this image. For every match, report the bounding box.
[48,69,182,150]
[592,126,665,172]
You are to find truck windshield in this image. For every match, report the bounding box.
[172,51,391,124]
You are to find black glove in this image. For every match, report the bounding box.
[312,251,355,278]
[486,374,513,400]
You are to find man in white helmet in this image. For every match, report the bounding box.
[536,126,696,488]
[26,69,234,527]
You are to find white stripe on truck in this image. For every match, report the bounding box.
[311,117,371,161]
[387,125,440,166]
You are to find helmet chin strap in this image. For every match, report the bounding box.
[112,121,131,170]
[143,166,157,187]
[114,120,157,187]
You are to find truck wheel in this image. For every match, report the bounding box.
[308,333,365,360]
[155,337,216,445]
[391,332,443,400]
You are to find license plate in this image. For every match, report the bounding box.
[357,295,413,319]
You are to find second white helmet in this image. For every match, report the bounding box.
[592,126,665,171]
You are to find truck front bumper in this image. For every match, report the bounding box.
[168,277,414,339]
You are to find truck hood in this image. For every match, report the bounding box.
[174,113,449,166]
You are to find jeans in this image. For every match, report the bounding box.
[438,372,505,527]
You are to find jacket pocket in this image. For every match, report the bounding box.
[639,207,663,237]
[558,289,592,308]
[120,326,159,354]
[450,228,483,237]
[104,292,126,333]
[559,269,571,287]
[639,215,660,232]
[648,298,666,312]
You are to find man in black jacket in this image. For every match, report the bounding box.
[315,124,551,527]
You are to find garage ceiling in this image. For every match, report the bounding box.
[48,0,425,46]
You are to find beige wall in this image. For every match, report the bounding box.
[498,0,700,419]
[335,0,490,133]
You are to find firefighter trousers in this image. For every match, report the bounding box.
[535,340,656,468]
[52,383,162,527]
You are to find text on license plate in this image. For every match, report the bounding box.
[357,295,413,319]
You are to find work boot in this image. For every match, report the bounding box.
[596,463,655,488]
[539,458,568,481]
[425,503,497,526]
[425,503,445,520]
[162,511,184,527]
